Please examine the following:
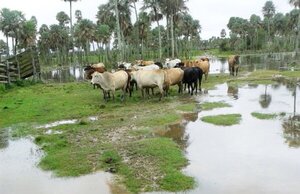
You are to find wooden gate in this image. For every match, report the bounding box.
[0,49,40,84]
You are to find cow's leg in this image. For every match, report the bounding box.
[235,66,239,76]
[121,89,125,102]
[141,87,145,99]
[194,81,198,95]
[158,85,164,101]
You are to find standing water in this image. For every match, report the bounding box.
[0,138,112,194]
[183,83,300,194]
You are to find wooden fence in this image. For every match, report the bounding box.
[0,49,40,84]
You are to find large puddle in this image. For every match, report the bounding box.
[0,138,112,194]
[183,83,300,194]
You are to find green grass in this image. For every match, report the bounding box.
[201,114,242,126]
[200,101,231,111]
[0,82,100,127]
[251,112,277,120]
[128,138,195,192]
[176,103,198,112]
[199,49,235,58]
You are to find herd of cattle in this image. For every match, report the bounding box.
[84,55,240,101]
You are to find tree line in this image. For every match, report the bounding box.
[0,0,201,67]
[208,0,300,54]
[0,0,299,68]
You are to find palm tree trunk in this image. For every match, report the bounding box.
[156,19,162,60]
[296,12,300,54]
[113,0,123,62]
[166,14,170,56]
[170,14,175,58]
[6,36,9,56]
[69,0,74,64]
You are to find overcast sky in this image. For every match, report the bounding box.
[0,0,294,40]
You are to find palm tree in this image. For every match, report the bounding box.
[113,0,123,61]
[62,0,78,34]
[136,11,151,58]
[62,0,79,63]
[262,1,275,43]
[73,19,95,64]
[289,0,300,53]
[159,0,188,58]
[56,11,70,27]
[0,8,25,56]
[75,10,82,23]
[143,0,163,59]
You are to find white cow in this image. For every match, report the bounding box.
[91,70,129,101]
[130,69,166,100]
[165,58,181,68]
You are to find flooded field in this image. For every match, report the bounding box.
[2,52,299,193]
[184,83,300,194]
[40,52,297,82]
[0,138,112,194]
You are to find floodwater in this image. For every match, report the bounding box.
[40,52,297,82]
[0,138,112,194]
[183,83,300,194]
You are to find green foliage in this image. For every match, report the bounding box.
[251,112,277,120]
[201,114,242,126]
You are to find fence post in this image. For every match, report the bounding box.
[6,60,10,85]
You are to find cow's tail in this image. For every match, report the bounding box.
[125,70,132,97]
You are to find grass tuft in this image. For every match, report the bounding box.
[201,114,242,126]
[251,112,277,120]
[200,101,231,111]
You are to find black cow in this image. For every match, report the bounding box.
[182,67,203,95]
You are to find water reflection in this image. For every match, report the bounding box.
[227,85,239,99]
[0,138,112,194]
[156,122,190,149]
[282,116,300,148]
[241,52,295,72]
[183,83,300,194]
[259,85,272,108]
[41,66,85,83]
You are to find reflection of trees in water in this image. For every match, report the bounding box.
[248,83,259,88]
[259,85,272,108]
[158,123,190,150]
[0,128,9,149]
[41,67,84,82]
[271,83,280,90]
[282,116,300,148]
[227,85,239,99]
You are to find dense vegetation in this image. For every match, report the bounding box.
[212,0,300,53]
[0,0,299,68]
